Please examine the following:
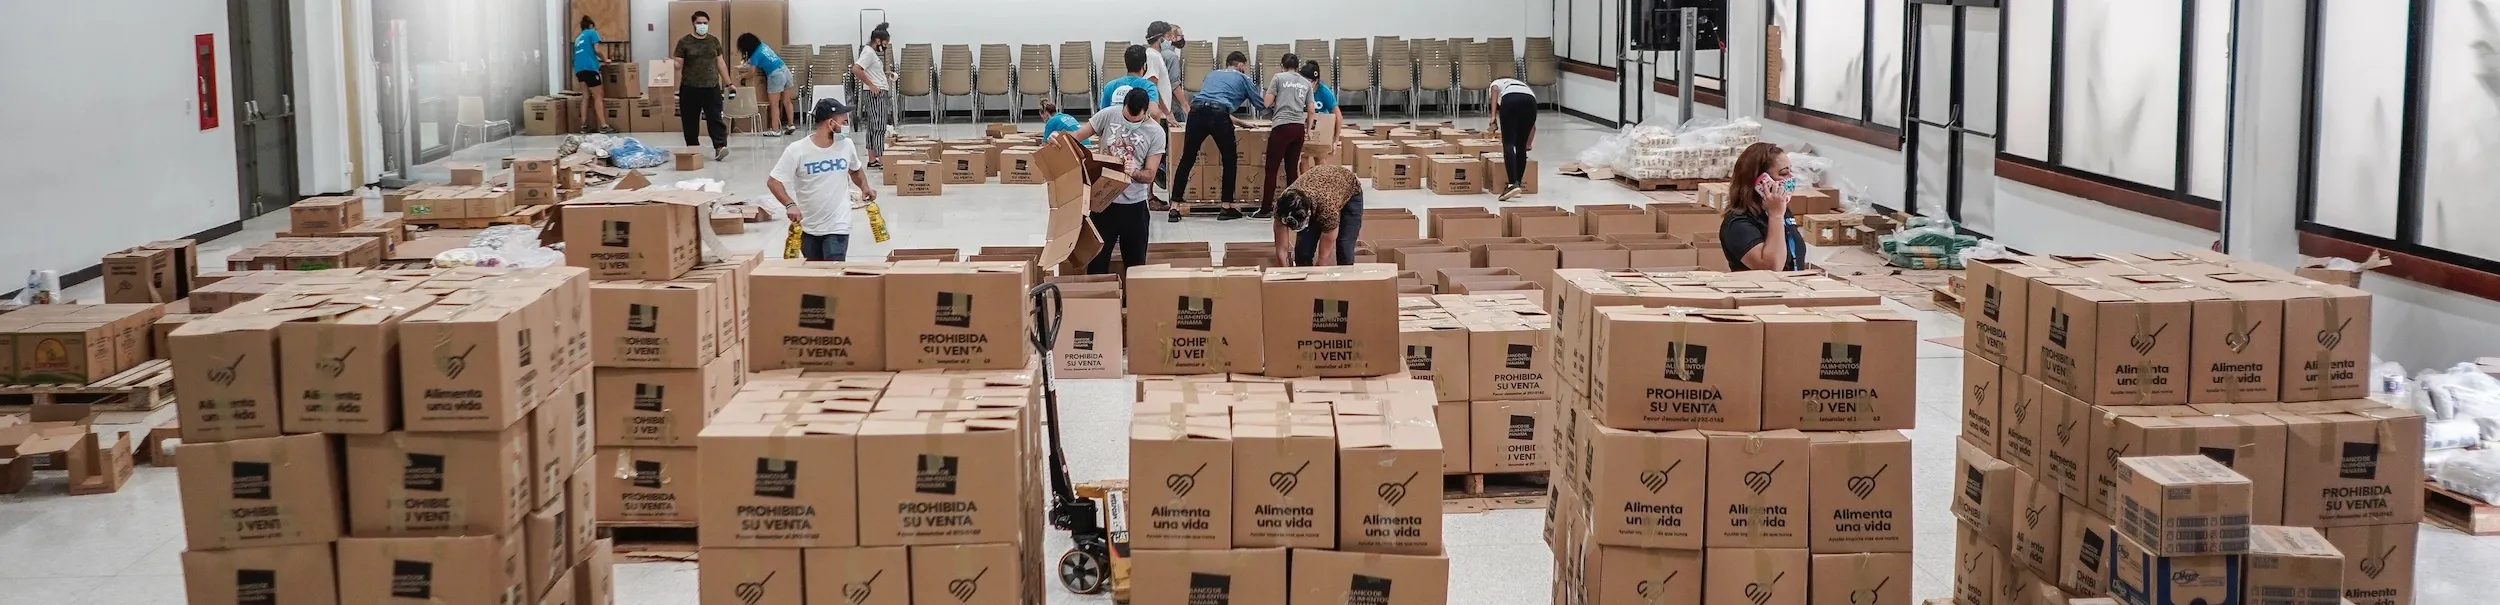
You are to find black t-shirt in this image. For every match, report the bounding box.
[1720,211,1806,271]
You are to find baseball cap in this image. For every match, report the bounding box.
[813,98,852,125]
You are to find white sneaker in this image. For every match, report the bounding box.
[1497,186,1525,202]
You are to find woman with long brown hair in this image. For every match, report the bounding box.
[1720,142,1807,271]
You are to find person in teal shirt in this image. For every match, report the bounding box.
[1038,98,1086,145]
[570,17,612,133]
[1304,61,1338,114]
[1099,45,1164,119]
[737,33,797,136]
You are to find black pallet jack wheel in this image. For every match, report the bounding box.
[1058,547,1109,595]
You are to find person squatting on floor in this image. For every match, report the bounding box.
[769,98,875,262]
[1169,51,1265,222]
[1272,163,1364,267]
[674,10,735,161]
[1488,76,1539,201]
[1259,52,1317,220]
[853,23,896,167]
[1061,88,1168,274]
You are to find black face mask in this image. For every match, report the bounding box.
[1173,38,1189,49]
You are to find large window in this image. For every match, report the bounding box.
[1993,0,2228,210]
[2300,0,2500,269]
[1766,0,1904,132]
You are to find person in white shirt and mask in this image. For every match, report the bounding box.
[769,98,877,261]
[851,23,897,167]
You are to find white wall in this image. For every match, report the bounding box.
[625,0,1554,62]
[0,1,237,287]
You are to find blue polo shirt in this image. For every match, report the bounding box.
[572,29,601,73]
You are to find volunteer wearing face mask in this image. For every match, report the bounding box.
[1147,22,1187,120]
[674,11,735,161]
[853,23,896,167]
[1720,142,1807,271]
[1060,88,1168,274]
[769,98,875,261]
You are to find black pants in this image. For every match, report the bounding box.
[681,86,729,149]
[1294,192,1363,266]
[1497,92,1538,186]
[1086,202,1151,274]
[1172,104,1239,206]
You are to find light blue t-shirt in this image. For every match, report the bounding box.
[1040,112,1087,145]
[572,29,601,74]
[1314,82,1338,114]
[1099,75,1160,110]
[749,44,786,74]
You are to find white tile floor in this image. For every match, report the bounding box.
[5,115,2495,604]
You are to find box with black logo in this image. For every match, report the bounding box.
[1129,547,1286,605]
[2058,500,2114,596]
[594,446,702,523]
[1956,439,2017,548]
[1704,430,1809,549]
[2026,276,2208,406]
[893,160,943,196]
[1702,548,1809,605]
[1123,266,1266,375]
[2246,524,2344,605]
[591,353,739,447]
[2097,412,2287,525]
[1230,409,1337,549]
[1289,549,1448,605]
[1963,352,2006,455]
[1809,552,1911,605]
[336,534,527,604]
[694,422,859,548]
[181,543,339,605]
[2322,523,2412,605]
[1758,306,1916,431]
[1964,256,2071,372]
[1466,317,1549,401]
[1128,411,1233,550]
[698,547,802,605]
[1582,417,1708,549]
[2009,467,2063,578]
[525,497,571,600]
[1469,399,1549,473]
[2275,400,2424,528]
[909,543,1021,605]
[175,434,342,550]
[398,297,548,432]
[557,192,704,281]
[590,280,721,369]
[2082,407,2218,519]
[169,315,292,443]
[1261,265,1400,377]
[1398,317,1470,401]
[1050,279,1124,379]
[344,423,531,537]
[574,537,615,604]
[1807,430,1911,553]
[2106,530,2242,605]
[1334,403,1445,555]
[276,293,439,434]
[1589,307,1765,431]
[2113,455,2253,556]
[852,415,1024,546]
[881,262,1031,370]
[802,546,908,605]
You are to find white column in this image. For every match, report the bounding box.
[1723,0,1767,121]
[2222,0,2307,267]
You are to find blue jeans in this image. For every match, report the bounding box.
[801,233,849,261]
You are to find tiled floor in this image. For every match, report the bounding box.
[5,115,2494,604]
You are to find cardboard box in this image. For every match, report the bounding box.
[1261,265,1399,377]
[998,147,1042,184]
[853,415,1025,546]
[2112,455,2252,556]
[1704,429,1809,548]
[1230,410,1336,549]
[1703,548,1809,605]
[2280,283,2372,402]
[523,96,571,136]
[1956,521,2005,605]
[1810,552,1912,605]
[2042,383,2094,501]
[594,446,700,523]
[694,422,858,548]
[176,434,343,550]
[2275,401,2424,527]
[1589,307,1764,430]
[398,298,545,432]
[695,547,800,605]
[1334,407,1443,555]
[1428,208,1502,241]
[573,538,615,605]
[449,163,487,186]
[2322,523,2413,605]
[1505,208,1579,239]
[1964,353,2007,454]
[1053,284,1124,378]
[592,354,737,447]
[1399,318,1468,401]
[1468,399,1547,473]
[1426,157,1483,195]
[1128,412,1233,550]
[168,315,288,442]
[1584,545,1701,604]
[338,535,527,604]
[1372,155,1423,189]
[277,293,435,434]
[524,498,570,599]
[1759,306,1916,430]
[1362,208,1422,242]
[881,263,1030,370]
[102,247,176,304]
[2058,502,2114,596]
[2028,277,2204,406]
[344,423,531,537]
[2096,412,2288,524]
[1436,400,1470,473]
[181,543,340,605]
[941,150,986,184]
[2003,375,2051,476]
[1482,153,1540,194]
[1808,430,1911,553]
[908,543,1020,605]
[560,193,704,281]
[2246,525,2344,605]
[1647,203,1722,239]
[1465,318,1549,400]
[1129,548,1287,605]
[601,61,642,98]
[1956,440,2017,547]
[2010,468,2064,578]
[746,262,886,372]
[590,279,721,368]
[2107,531,2242,605]
[802,546,909,605]
[1289,549,1449,605]
[1125,266,1265,375]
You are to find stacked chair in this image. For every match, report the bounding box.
[897,43,936,125]
[1058,41,1095,113]
[937,44,976,123]
[976,44,1014,121]
[1179,41,1215,97]
[1334,38,1373,115]
[1524,37,1560,106]
[1458,41,1494,115]
[1017,44,1055,120]
[1374,38,1414,120]
[1414,39,1454,118]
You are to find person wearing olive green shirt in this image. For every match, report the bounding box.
[674,10,734,161]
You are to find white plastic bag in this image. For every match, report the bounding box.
[2431,448,2500,504]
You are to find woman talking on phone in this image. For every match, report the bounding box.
[1719,142,1807,271]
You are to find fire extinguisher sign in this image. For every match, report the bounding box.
[196,33,218,130]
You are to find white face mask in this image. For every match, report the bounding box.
[695,23,710,35]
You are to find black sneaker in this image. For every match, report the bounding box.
[1167,209,1184,222]
[1249,209,1274,219]
[1217,208,1246,221]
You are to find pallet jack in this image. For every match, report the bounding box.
[1031,282,1113,595]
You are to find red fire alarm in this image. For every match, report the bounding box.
[196,33,218,130]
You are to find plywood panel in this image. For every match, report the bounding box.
[571,0,628,41]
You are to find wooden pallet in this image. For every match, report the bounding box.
[1444,471,1551,499]
[2425,481,2500,536]
[1617,175,1714,192]
[596,522,700,552]
[0,359,176,410]
[405,205,553,230]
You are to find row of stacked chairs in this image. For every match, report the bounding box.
[772,37,1561,125]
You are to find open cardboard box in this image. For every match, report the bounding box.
[0,415,133,495]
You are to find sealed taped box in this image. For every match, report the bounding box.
[1130,548,1286,605]
[1334,403,1444,555]
[169,315,290,442]
[2275,400,2424,528]
[1807,430,1912,553]
[1128,412,1234,550]
[2246,525,2344,605]
[396,298,545,432]
[1289,549,1448,605]
[852,415,1026,546]
[2323,523,2413,605]
[1588,307,1765,431]
[344,423,532,537]
[595,446,701,523]
[2106,530,2241,605]
[175,434,343,550]
[181,543,339,605]
[2112,455,2252,556]
[696,422,859,548]
[1705,430,1810,549]
[747,262,887,371]
[802,546,909,605]
[1125,266,1265,375]
[1757,306,1917,430]
[2059,503,2115,597]
[1231,409,1337,549]
[1261,264,1401,377]
[881,262,1031,370]
[1703,548,1809,605]
[1809,552,1912,605]
[557,191,706,281]
[337,535,527,605]
[590,279,722,368]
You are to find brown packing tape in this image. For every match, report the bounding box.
[387,433,409,534]
[1746,434,1768,546]
[2132,305,2153,404]
[2226,299,2252,403]
[2317,295,2341,395]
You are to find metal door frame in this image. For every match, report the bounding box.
[1902,0,1999,221]
[228,0,300,219]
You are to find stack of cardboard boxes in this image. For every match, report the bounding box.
[1952,250,2417,605]
[100,239,201,305]
[168,266,614,604]
[0,303,168,384]
[280,197,406,254]
[1397,293,1556,480]
[225,237,386,272]
[1543,268,1918,605]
